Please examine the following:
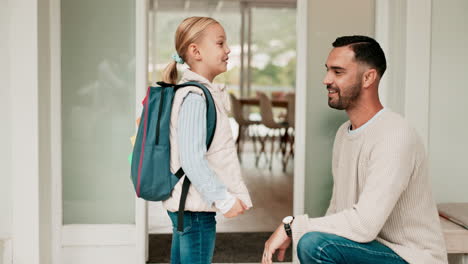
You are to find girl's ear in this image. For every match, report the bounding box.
[187,43,202,62]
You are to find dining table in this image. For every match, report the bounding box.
[238,97,288,108]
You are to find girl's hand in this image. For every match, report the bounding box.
[224,198,249,218]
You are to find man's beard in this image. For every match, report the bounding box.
[327,81,362,110]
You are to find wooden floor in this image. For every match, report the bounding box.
[148,143,294,234]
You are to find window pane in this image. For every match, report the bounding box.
[251,7,297,97]
[61,0,136,224]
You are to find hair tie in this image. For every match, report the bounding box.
[172,53,185,64]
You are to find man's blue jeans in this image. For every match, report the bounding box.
[167,211,216,264]
[297,232,408,264]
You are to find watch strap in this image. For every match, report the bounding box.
[284,223,292,237]
[283,216,294,238]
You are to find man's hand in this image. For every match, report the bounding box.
[262,224,292,264]
[223,198,248,218]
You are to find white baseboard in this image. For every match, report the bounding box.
[61,224,136,264]
[62,246,136,264]
[62,224,135,246]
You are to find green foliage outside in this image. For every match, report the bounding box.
[152,7,296,91]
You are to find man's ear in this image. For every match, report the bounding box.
[362,68,377,89]
[187,43,202,62]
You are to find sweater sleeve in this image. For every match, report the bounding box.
[292,129,416,243]
[324,183,337,216]
[178,92,236,212]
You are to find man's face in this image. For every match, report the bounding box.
[323,46,363,110]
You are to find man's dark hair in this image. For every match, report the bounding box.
[333,35,387,77]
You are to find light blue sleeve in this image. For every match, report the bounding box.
[178,92,232,206]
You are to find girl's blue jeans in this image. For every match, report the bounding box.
[297,232,409,264]
[167,211,216,264]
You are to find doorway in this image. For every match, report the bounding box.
[146,0,298,262]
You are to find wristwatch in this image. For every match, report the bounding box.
[282,216,295,238]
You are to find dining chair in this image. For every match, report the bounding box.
[256,91,289,170]
[229,93,261,162]
[282,92,295,171]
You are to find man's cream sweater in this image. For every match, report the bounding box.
[292,110,448,264]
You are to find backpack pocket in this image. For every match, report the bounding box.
[136,144,178,201]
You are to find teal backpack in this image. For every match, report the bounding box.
[130,81,216,231]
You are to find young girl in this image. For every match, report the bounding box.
[162,17,253,264]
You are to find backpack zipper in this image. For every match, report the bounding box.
[155,87,164,145]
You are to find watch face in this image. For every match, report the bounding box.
[282,216,293,224]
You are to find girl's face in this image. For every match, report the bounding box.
[197,23,231,78]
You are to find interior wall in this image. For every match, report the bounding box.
[0,0,13,241]
[375,0,407,116]
[304,0,376,216]
[429,0,468,203]
[0,241,3,264]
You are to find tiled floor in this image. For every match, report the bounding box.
[148,142,294,234]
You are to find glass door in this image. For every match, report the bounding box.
[61,0,136,226]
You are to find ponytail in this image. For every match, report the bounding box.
[162,61,178,84]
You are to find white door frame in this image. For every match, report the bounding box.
[10,0,41,262]
[135,0,149,263]
[49,0,150,263]
[50,0,62,262]
[293,0,307,217]
[48,0,303,263]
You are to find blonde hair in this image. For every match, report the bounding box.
[162,17,220,84]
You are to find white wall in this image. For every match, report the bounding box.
[429,0,468,203]
[375,2,467,261]
[9,0,46,262]
[303,0,375,216]
[0,241,3,264]
[0,0,13,242]
[375,0,407,115]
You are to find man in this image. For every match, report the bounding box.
[262,36,448,264]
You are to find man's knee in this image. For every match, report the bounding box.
[297,232,336,262]
[298,232,333,250]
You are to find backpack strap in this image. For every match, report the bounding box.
[157,81,216,148]
[173,81,217,149]
[157,81,217,232]
[174,168,188,232]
